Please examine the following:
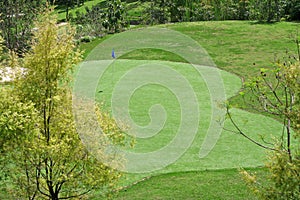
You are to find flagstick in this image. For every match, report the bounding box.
[112,60,114,87]
[112,49,116,90]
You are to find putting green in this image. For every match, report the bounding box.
[79,59,281,171]
[73,58,284,186]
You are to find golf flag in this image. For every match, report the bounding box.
[112,49,116,59]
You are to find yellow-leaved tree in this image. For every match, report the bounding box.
[0,8,127,199]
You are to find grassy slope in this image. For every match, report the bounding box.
[126,21,298,79]
[78,21,299,199]
[121,21,299,108]
[114,168,268,200]
[82,21,298,111]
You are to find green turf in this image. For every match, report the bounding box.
[79,36,112,58]
[74,59,284,184]
[119,48,187,63]
[113,168,268,200]
[117,21,300,111]
[121,21,299,79]
[75,21,296,199]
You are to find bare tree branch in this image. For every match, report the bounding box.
[225,106,277,151]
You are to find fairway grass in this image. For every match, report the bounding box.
[118,21,299,79]
[82,21,299,78]
[167,21,299,79]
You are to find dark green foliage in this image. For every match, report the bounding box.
[0,0,44,54]
[71,5,106,38]
[104,0,128,33]
[53,0,85,7]
[142,0,297,23]
[70,0,128,39]
[50,0,85,20]
[143,0,170,24]
[285,0,300,20]
[248,0,283,22]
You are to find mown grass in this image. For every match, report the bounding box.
[122,21,299,79]
[113,168,268,200]
[119,21,299,109]
[93,59,281,173]
[79,36,112,58]
[78,21,296,199]
[82,22,299,70]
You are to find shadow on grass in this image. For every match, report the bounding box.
[112,167,268,200]
[248,20,279,25]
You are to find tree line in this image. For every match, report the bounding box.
[145,0,300,24]
[1,0,299,53]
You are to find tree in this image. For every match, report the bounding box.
[103,0,128,33]
[248,0,284,22]
[0,0,43,54]
[143,0,170,24]
[0,9,126,199]
[48,0,85,21]
[285,0,300,20]
[71,5,106,39]
[226,47,300,199]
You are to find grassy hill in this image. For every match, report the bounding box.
[78,21,299,199]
